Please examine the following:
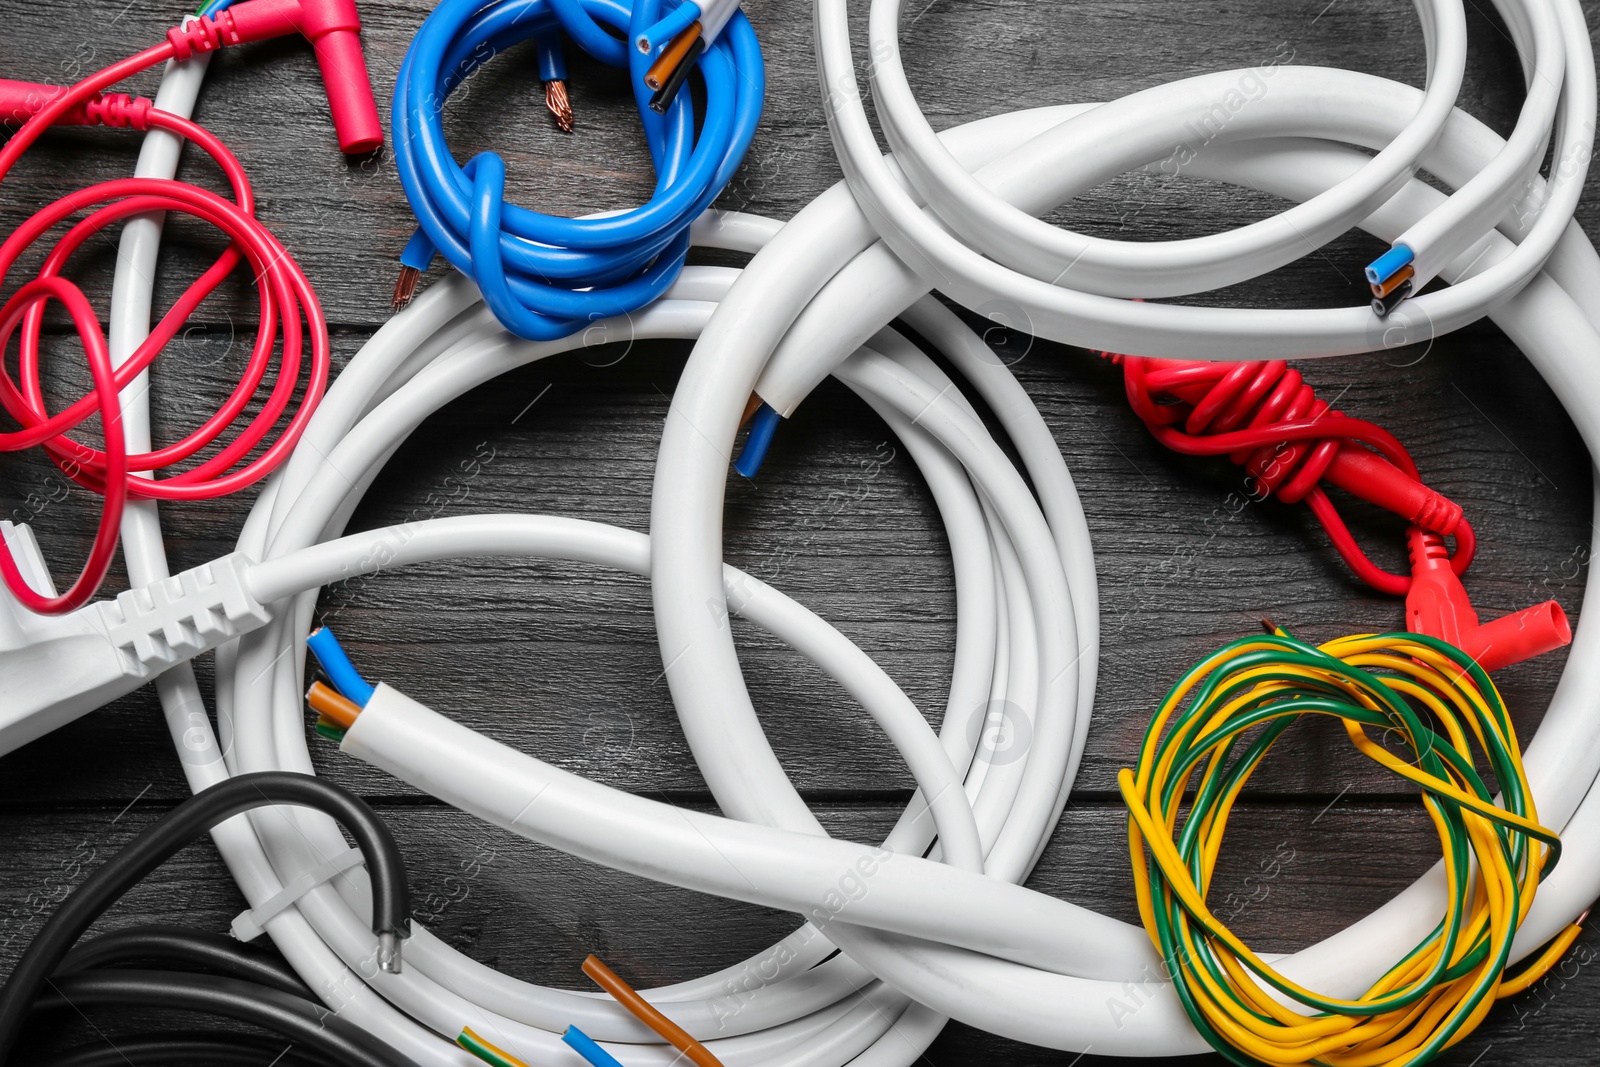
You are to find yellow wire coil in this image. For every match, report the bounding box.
[1118,629,1580,1067]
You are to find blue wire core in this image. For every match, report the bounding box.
[733,401,782,478]
[1365,244,1414,285]
[562,1025,628,1067]
[306,627,377,707]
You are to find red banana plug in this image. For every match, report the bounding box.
[167,0,383,154]
[1405,527,1570,672]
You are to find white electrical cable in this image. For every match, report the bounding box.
[796,0,1594,356]
[213,243,1100,1065]
[94,3,1600,1066]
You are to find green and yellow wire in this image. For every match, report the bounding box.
[457,1027,531,1067]
[1120,627,1581,1067]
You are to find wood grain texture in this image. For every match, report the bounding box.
[0,0,1596,1063]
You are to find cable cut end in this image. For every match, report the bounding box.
[545,80,574,133]
[391,265,421,312]
[378,930,403,974]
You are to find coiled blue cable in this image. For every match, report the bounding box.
[392,0,764,340]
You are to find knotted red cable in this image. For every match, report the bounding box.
[0,46,332,613]
[1108,353,1473,596]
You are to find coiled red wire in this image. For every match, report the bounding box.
[1113,354,1473,596]
[0,44,329,614]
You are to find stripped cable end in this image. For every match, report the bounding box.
[307,681,362,730]
[1364,244,1414,287]
[740,391,763,427]
[1370,263,1414,300]
[545,80,574,133]
[733,401,782,478]
[1371,279,1413,318]
[645,22,705,92]
[377,930,403,974]
[649,34,706,113]
[391,265,421,312]
[305,627,376,707]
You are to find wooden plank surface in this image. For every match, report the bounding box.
[1,0,1597,1063]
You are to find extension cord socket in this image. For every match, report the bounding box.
[0,521,272,757]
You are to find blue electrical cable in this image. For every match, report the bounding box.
[562,1026,627,1067]
[635,1,699,53]
[305,628,376,707]
[392,0,764,340]
[732,400,781,478]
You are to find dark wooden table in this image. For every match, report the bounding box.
[2,0,1597,1063]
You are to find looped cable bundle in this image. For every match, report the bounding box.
[391,0,764,339]
[1108,353,1473,595]
[0,59,329,615]
[1120,630,1574,1067]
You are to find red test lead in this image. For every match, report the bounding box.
[0,81,150,128]
[1108,352,1468,595]
[166,0,383,154]
[0,0,382,614]
[1405,526,1571,673]
[1104,350,1572,670]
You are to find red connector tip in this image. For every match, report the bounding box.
[169,0,383,155]
[1404,527,1571,673]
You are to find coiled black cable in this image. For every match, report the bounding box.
[47,1033,332,1067]
[33,971,403,1066]
[57,925,312,998]
[0,772,411,1064]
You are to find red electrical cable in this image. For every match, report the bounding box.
[1108,353,1472,596]
[0,40,331,614]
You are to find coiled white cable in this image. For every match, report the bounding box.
[102,6,1600,1067]
[799,0,1593,357]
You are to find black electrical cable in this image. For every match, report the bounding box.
[46,1032,333,1067]
[0,772,410,1063]
[31,971,408,1067]
[57,925,313,998]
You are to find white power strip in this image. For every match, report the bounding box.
[0,520,269,756]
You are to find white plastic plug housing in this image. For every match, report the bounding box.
[0,521,271,757]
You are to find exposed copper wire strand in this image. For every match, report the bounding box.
[544,80,574,133]
[392,265,421,311]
